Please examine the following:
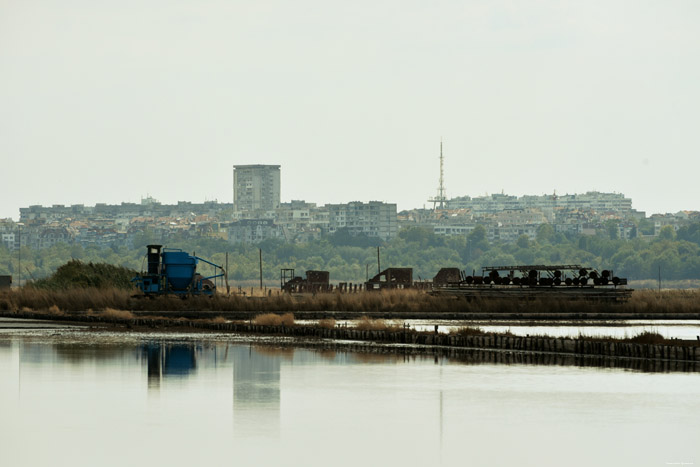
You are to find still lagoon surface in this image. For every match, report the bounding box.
[0,327,698,467]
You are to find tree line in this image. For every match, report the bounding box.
[0,222,699,284]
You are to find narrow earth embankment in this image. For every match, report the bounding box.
[3,311,698,368]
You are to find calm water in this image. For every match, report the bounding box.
[407,319,700,340]
[297,318,700,340]
[0,329,698,467]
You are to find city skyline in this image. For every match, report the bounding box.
[0,171,691,221]
[2,1,699,220]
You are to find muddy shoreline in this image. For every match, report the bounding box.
[129,309,700,320]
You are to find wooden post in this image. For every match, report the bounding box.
[259,248,263,291]
[225,252,230,295]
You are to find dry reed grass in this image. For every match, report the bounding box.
[354,316,403,332]
[252,312,295,326]
[1,287,699,315]
[318,318,336,329]
[100,308,135,320]
[450,326,486,336]
[625,331,667,345]
[354,316,388,331]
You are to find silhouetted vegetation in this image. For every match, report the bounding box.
[28,260,137,290]
[0,221,699,284]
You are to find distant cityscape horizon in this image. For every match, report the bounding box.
[0,162,695,251]
[4,187,697,223]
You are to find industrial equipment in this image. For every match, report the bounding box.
[365,268,413,290]
[432,264,631,301]
[132,244,227,297]
[281,269,330,292]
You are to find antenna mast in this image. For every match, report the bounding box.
[428,139,447,210]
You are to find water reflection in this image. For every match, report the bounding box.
[7,335,700,377]
[232,346,282,437]
[143,343,199,389]
[1,334,699,467]
[142,341,289,436]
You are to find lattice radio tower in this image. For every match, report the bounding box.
[428,139,447,210]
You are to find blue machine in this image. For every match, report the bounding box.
[133,244,227,296]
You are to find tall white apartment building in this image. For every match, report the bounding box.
[233,165,281,213]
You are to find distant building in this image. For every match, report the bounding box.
[327,201,398,241]
[228,219,282,244]
[20,200,232,223]
[233,165,281,213]
[446,191,633,216]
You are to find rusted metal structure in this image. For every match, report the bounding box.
[0,275,11,290]
[281,269,330,293]
[432,267,461,287]
[365,268,413,291]
[432,264,631,301]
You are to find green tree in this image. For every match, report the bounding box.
[605,220,619,240]
[536,223,555,244]
[516,235,530,249]
[658,225,677,241]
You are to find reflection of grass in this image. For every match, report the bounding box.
[352,352,403,364]
[252,345,295,360]
[316,349,337,360]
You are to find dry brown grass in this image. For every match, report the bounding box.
[279,312,295,326]
[354,316,402,332]
[354,316,388,331]
[450,326,486,336]
[46,305,63,315]
[100,308,135,320]
[625,331,667,345]
[624,289,700,314]
[2,287,699,315]
[252,312,295,326]
[318,318,336,329]
[0,296,12,311]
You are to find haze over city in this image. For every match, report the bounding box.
[2,0,699,220]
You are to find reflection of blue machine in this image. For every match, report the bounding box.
[132,244,227,296]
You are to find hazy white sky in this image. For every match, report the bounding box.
[1,0,699,220]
